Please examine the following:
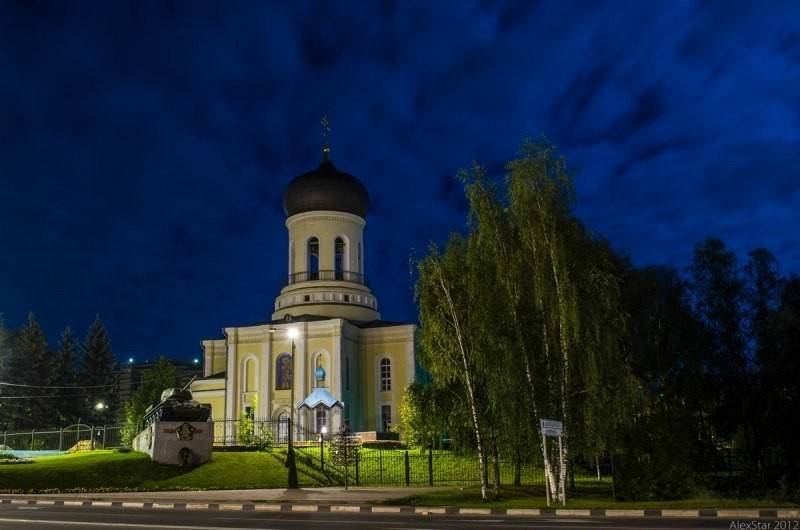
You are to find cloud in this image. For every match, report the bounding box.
[1,0,798,357]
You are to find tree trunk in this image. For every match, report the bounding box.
[492,439,501,497]
[436,266,490,501]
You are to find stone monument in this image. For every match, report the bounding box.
[133,388,213,466]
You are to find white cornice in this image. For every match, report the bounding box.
[286,210,366,228]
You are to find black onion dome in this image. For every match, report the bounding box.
[283,159,370,218]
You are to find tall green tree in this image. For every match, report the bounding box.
[6,313,53,428]
[81,315,117,423]
[416,139,632,503]
[503,140,630,503]
[0,314,15,429]
[417,235,493,500]
[121,357,177,444]
[689,239,748,445]
[53,326,81,424]
[617,266,707,499]
[761,276,800,486]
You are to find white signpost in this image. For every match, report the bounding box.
[539,419,566,507]
[540,419,563,437]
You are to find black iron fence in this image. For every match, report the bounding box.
[293,445,548,487]
[211,417,318,447]
[0,424,127,452]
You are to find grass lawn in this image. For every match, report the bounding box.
[0,450,323,493]
[385,484,799,509]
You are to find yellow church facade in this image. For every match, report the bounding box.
[191,151,415,437]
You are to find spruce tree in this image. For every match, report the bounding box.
[54,326,81,424]
[9,313,53,428]
[0,314,14,429]
[82,316,117,423]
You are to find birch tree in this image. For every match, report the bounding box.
[417,236,492,500]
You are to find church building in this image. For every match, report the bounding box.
[191,147,416,438]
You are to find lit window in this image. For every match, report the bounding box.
[380,358,391,391]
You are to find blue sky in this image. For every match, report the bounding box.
[1,1,799,360]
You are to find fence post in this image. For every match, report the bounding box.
[59,428,63,452]
[30,428,35,451]
[3,431,6,450]
[379,449,384,485]
[90,425,95,450]
[404,450,410,486]
[428,447,434,486]
[102,425,107,448]
[355,457,360,486]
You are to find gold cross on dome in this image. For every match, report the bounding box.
[321,115,331,160]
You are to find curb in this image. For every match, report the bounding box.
[1,499,797,518]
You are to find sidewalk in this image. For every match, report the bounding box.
[0,486,445,505]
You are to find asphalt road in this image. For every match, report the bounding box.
[0,503,763,529]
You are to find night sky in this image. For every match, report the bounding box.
[2,1,799,362]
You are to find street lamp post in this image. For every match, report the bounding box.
[319,425,327,471]
[287,327,299,488]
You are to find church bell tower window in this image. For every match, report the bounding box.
[335,237,345,280]
[308,237,319,280]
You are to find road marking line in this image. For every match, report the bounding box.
[185,503,208,510]
[506,508,540,516]
[36,500,56,505]
[778,510,800,518]
[91,502,112,507]
[459,508,491,515]
[152,503,174,509]
[121,502,144,508]
[11,500,28,505]
[63,501,84,507]
[219,503,243,511]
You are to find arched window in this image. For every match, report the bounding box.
[276,354,293,390]
[307,237,319,280]
[244,358,256,392]
[380,358,391,391]
[334,237,345,280]
[288,240,294,275]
